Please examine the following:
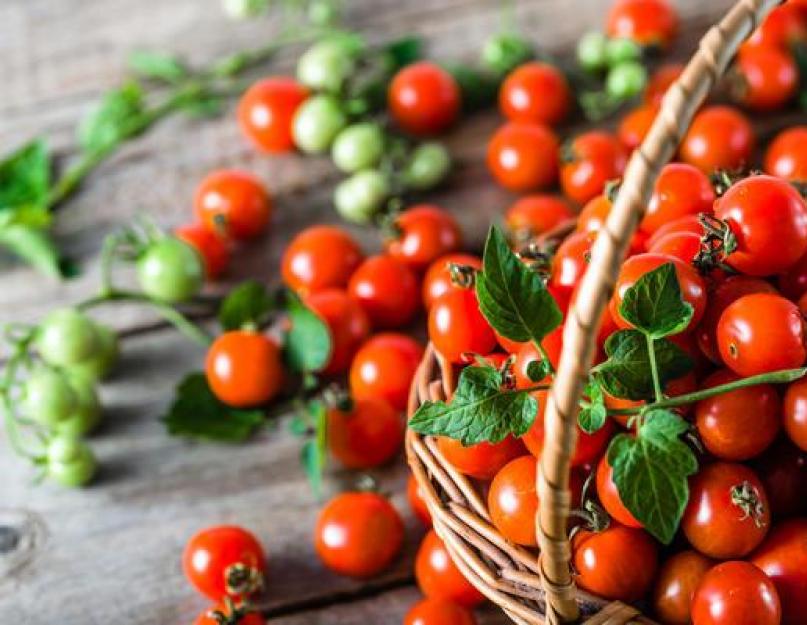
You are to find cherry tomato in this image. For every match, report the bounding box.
[404,597,476,625]
[388,62,460,136]
[560,131,627,204]
[606,0,678,48]
[644,63,684,105]
[751,518,807,625]
[415,529,485,607]
[645,214,703,250]
[46,436,97,487]
[732,46,798,112]
[194,170,272,241]
[744,4,807,51]
[596,454,641,528]
[765,126,807,182]
[682,462,770,559]
[753,438,807,519]
[385,205,462,273]
[618,103,658,151]
[577,194,613,233]
[327,397,402,469]
[651,550,713,625]
[487,455,539,546]
[428,287,497,364]
[783,377,807,452]
[349,333,423,411]
[691,560,781,625]
[487,122,560,192]
[549,230,597,304]
[348,255,419,329]
[717,293,806,377]
[572,523,658,602]
[679,105,754,174]
[282,225,364,295]
[183,525,266,600]
[315,491,404,578]
[137,237,204,303]
[194,603,263,625]
[237,77,309,153]
[205,331,283,407]
[512,328,563,387]
[422,253,482,309]
[175,223,229,280]
[610,253,707,332]
[505,194,573,240]
[407,474,432,527]
[499,62,571,126]
[305,288,370,376]
[640,163,715,235]
[647,230,700,264]
[436,435,524,481]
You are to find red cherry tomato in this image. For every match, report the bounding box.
[640,163,715,235]
[753,438,807,519]
[175,223,230,280]
[327,397,402,469]
[237,77,309,153]
[744,4,807,51]
[348,255,420,329]
[512,329,563,387]
[388,62,460,136]
[436,435,525,481]
[618,103,658,151]
[407,474,432,527]
[682,462,770,559]
[596,454,642,528]
[560,131,628,205]
[487,455,539,546]
[606,0,679,48]
[349,333,423,411]
[281,225,364,295]
[572,523,658,601]
[183,525,266,600]
[205,331,282,407]
[194,603,263,625]
[487,122,560,192]
[779,251,807,301]
[765,126,807,182]
[647,230,701,264]
[499,62,571,126]
[751,518,807,625]
[422,253,482,309]
[644,63,684,105]
[428,287,497,364]
[577,194,613,234]
[194,170,272,241]
[733,46,798,112]
[385,205,462,273]
[305,288,370,376]
[717,293,807,377]
[783,376,807,452]
[651,550,713,625]
[679,105,755,174]
[691,560,781,625]
[505,195,574,239]
[404,598,477,625]
[549,230,598,303]
[415,529,485,608]
[645,214,703,250]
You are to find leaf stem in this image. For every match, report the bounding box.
[533,339,556,375]
[645,334,663,403]
[1,336,44,461]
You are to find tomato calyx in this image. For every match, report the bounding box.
[517,241,555,276]
[709,169,746,197]
[203,597,257,625]
[321,383,354,413]
[730,480,768,529]
[604,179,622,203]
[224,561,265,597]
[692,213,737,275]
[447,262,478,289]
[569,498,612,546]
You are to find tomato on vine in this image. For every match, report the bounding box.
[428,287,497,364]
[349,333,423,411]
[305,288,370,376]
[639,163,715,236]
[281,225,364,295]
[175,223,230,280]
[385,205,462,273]
[487,122,560,192]
[504,195,573,240]
[36,308,101,367]
[327,396,402,469]
[388,62,461,136]
[404,597,477,625]
[691,561,781,625]
[415,529,485,607]
[348,255,420,329]
[679,105,754,174]
[23,367,77,427]
[651,550,713,625]
[237,77,309,153]
[437,435,524,481]
[764,126,807,182]
[606,0,678,48]
[499,62,571,126]
[194,170,272,241]
[560,131,627,204]
[783,377,807,452]
[422,253,482,310]
[46,436,97,487]
[732,46,798,112]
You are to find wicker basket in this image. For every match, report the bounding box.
[405,1,783,623]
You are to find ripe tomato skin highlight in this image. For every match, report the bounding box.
[205,331,283,407]
[783,377,807,452]
[682,462,770,559]
[281,225,363,295]
[437,435,525,481]
[751,519,807,625]
[499,62,571,126]
[327,397,402,469]
[765,126,807,182]
[488,455,540,546]
[640,163,715,235]
[679,105,754,174]
[415,529,485,607]
[596,454,642,528]
[194,170,272,241]
[388,62,460,136]
[349,333,423,411]
[182,525,266,601]
[694,369,780,460]
[385,205,462,273]
[753,438,807,519]
[429,288,497,364]
[305,288,370,376]
[505,195,573,239]
[651,550,713,625]
[348,255,420,329]
[691,560,781,625]
[618,103,658,150]
[733,46,798,111]
[717,293,807,377]
[487,122,560,192]
[606,0,679,48]
[572,523,658,602]
[175,223,230,280]
[716,175,807,277]
[422,253,482,309]
[404,597,477,625]
[237,77,309,152]
[407,474,432,527]
[560,131,628,204]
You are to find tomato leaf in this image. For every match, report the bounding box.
[594,330,692,400]
[409,364,537,445]
[578,378,607,434]
[283,290,331,374]
[0,225,64,278]
[526,358,552,383]
[299,399,327,499]
[218,280,276,331]
[607,409,698,543]
[442,63,501,112]
[619,262,694,339]
[78,82,146,153]
[162,373,265,442]
[128,51,188,83]
[0,139,50,213]
[384,36,423,68]
[476,225,562,347]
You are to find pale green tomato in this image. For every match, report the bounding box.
[333,170,389,224]
[292,95,347,154]
[605,37,642,66]
[23,367,78,427]
[606,61,647,99]
[136,237,204,303]
[331,123,385,173]
[70,324,119,381]
[47,436,97,488]
[404,142,451,190]
[577,32,609,72]
[55,373,102,438]
[37,308,100,367]
[297,41,355,93]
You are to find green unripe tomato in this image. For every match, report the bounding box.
[481,33,534,76]
[297,41,355,93]
[605,37,642,66]
[221,0,268,19]
[307,0,340,26]
[606,61,647,99]
[404,142,452,191]
[70,324,119,381]
[333,170,389,224]
[292,95,347,154]
[37,308,100,367]
[55,373,102,438]
[331,123,385,173]
[46,437,97,488]
[136,237,204,303]
[577,31,609,72]
[23,367,78,427]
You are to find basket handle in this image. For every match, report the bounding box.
[536,1,782,622]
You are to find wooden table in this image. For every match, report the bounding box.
[0,1,771,623]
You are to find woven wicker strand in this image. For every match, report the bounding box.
[406,1,782,623]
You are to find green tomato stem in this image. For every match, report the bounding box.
[0,345,45,462]
[645,334,664,403]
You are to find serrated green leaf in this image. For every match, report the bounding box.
[218,280,276,331]
[0,225,63,277]
[579,379,607,433]
[78,82,145,153]
[0,139,50,214]
[162,373,265,442]
[409,365,537,445]
[595,330,693,400]
[476,225,562,349]
[620,262,694,338]
[607,409,698,543]
[283,290,331,373]
[128,51,188,83]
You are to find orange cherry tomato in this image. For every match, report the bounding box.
[388,62,461,136]
[651,550,713,625]
[560,131,628,205]
[348,255,420,329]
[422,253,482,310]
[488,455,540,546]
[512,329,563,388]
[618,103,658,151]
[606,0,679,48]
[732,46,798,112]
[765,125,807,183]
[237,76,309,153]
[404,597,477,625]
[205,331,283,407]
[640,163,715,236]
[281,225,364,295]
[415,529,485,608]
[385,205,462,273]
[436,435,525,481]
[549,230,598,304]
[644,63,684,105]
[428,287,497,364]
[194,170,272,241]
[679,105,755,174]
[487,122,560,192]
[175,223,230,279]
[505,194,574,240]
[305,288,370,376]
[595,454,642,528]
[783,376,807,452]
[691,560,781,625]
[407,474,432,527]
[499,62,571,126]
[327,397,402,469]
[349,333,423,411]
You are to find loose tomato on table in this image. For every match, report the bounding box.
[436,435,525,481]
[194,170,272,241]
[498,61,571,126]
[732,46,798,112]
[617,102,658,150]
[595,454,641,528]
[765,126,807,182]
[560,131,627,204]
[422,253,482,309]
[205,331,283,407]
[194,603,264,625]
[407,473,432,527]
[137,237,205,304]
[305,288,370,376]
[679,105,754,174]
[175,223,230,280]
[691,560,781,625]
[783,377,807,452]
[639,163,715,236]
[388,62,461,136]
[237,77,309,153]
[505,195,573,240]
[606,0,678,48]
[487,122,560,192]
[404,597,477,625]
[428,287,497,364]
[349,333,423,411]
[281,225,364,294]
[651,550,713,625]
[327,396,402,469]
[415,529,485,608]
[347,255,420,329]
[385,205,462,273]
